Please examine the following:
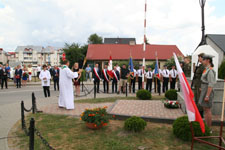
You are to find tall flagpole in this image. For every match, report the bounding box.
[142,0,147,89]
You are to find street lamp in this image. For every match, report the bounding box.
[199,0,206,46]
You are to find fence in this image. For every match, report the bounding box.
[21,92,55,150]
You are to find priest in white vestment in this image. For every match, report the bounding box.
[58,60,82,109]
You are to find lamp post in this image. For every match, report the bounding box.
[199,0,206,46]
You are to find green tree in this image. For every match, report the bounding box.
[164,55,183,70]
[63,43,85,68]
[88,33,103,44]
[218,60,225,79]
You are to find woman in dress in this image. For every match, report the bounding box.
[27,64,33,82]
[72,62,81,96]
[39,64,51,98]
[22,65,28,86]
[199,54,216,130]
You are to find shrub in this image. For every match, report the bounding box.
[124,116,147,132]
[218,60,225,79]
[173,116,210,141]
[165,89,177,100]
[136,89,152,100]
[80,106,110,126]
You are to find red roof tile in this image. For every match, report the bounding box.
[86,44,184,60]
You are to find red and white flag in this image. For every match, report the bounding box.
[107,55,114,78]
[173,53,205,133]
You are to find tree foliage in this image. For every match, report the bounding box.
[164,55,184,70]
[88,33,103,44]
[63,43,87,68]
[218,60,225,79]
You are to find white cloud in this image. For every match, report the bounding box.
[0,0,224,56]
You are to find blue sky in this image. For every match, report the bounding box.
[209,0,225,17]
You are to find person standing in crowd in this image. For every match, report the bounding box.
[72,63,81,96]
[13,66,17,86]
[116,64,121,74]
[118,64,129,94]
[22,65,28,86]
[85,64,92,82]
[183,57,191,77]
[137,65,145,90]
[37,64,41,79]
[199,55,216,131]
[169,65,178,89]
[0,66,8,89]
[102,64,109,93]
[48,65,53,83]
[153,65,161,95]
[15,65,22,88]
[130,67,137,93]
[193,53,205,118]
[0,64,2,85]
[146,66,153,92]
[93,63,101,93]
[162,65,169,93]
[39,64,51,98]
[52,65,60,91]
[58,60,82,109]
[27,64,32,82]
[5,64,10,81]
[112,66,120,93]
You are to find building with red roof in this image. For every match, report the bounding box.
[86,43,184,68]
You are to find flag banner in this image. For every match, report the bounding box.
[173,53,205,133]
[107,55,114,78]
[129,57,134,78]
[154,57,160,78]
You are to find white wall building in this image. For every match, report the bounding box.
[0,48,8,64]
[15,45,63,67]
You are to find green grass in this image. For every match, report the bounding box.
[8,113,225,150]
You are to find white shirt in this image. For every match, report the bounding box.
[133,69,137,76]
[37,66,41,72]
[116,66,121,73]
[137,69,145,77]
[169,69,178,78]
[39,70,51,86]
[145,71,153,79]
[162,69,170,78]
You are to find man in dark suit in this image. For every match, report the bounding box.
[0,66,8,89]
[92,63,101,93]
[102,64,109,93]
[52,65,60,91]
[112,66,120,93]
[15,65,22,88]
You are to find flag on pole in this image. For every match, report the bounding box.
[173,53,205,133]
[154,56,160,78]
[107,55,114,78]
[129,57,134,78]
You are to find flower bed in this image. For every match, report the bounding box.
[164,100,179,109]
[80,106,110,129]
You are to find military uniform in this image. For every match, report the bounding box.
[199,66,216,108]
[183,63,191,77]
[193,63,205,112]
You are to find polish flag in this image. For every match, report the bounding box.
[173,53,205,133]
[107,55,114,78]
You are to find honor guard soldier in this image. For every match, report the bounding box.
[199,54,216,129]
[112,66,120,93]
[153,67,162,95]
[169,65,178,89]
[93,63,101,93]
[162,65,169,93]
[137,65,145,90]
[102,64,109,93]
[192,53,205,117]
[145,66,153,92]
[183,57,191,77]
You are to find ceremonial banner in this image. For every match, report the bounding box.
[107,55,114,78]
[129,57,134,78]
[173,53,205,133]
[154,56,160,78]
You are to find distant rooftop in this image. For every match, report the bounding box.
[206,34,225,53]
[104,38,136,45]
[15,45,63,53]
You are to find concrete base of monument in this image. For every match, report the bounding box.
[177,78,225,118]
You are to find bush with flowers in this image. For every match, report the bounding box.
[80,106,110,129]
[164,100,179,109]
